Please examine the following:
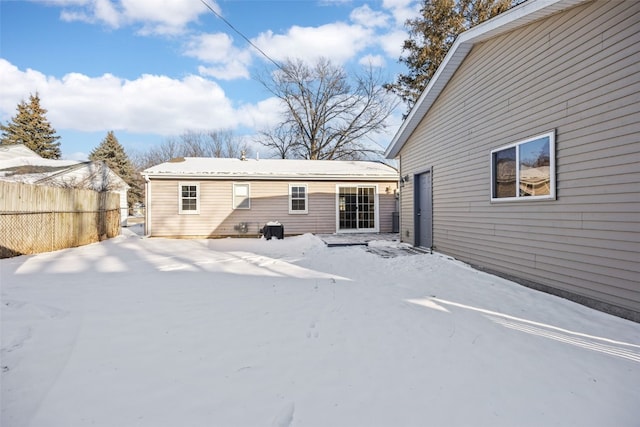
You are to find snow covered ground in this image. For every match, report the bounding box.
[2,227,639,427]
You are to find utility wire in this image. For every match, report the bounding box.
[197,0,284,72]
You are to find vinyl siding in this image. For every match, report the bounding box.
[397,0,640,317]
[148,179,398,237]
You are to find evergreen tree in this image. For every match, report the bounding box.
[89,131,143,209]
[386,0,513,114]
[0,93,62,159]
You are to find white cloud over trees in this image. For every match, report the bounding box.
[0,59,277,136]
[4,0,411,152]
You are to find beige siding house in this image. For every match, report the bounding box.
[142,158,398,238]
[385,0,640,321]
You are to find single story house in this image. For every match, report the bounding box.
[385,0,639,320]
[141,157,399,238]
[0,144,130,225]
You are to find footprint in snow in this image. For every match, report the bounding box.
[306,321,319,339]
[271,402,295,427]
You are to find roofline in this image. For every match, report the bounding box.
[141,173,398,182]
[384,0,589,159]
[36,160,130,189]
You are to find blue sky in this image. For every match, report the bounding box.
[0,0,417,161]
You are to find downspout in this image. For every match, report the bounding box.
[398,154,404,243]
[143,174,151,237]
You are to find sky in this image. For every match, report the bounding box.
[3,230,640,426]
[0,0,417,161]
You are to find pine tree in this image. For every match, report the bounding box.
[89,131,143,209]
[0,93,62,159]
[386,0,512,114]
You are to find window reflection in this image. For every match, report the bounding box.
[519,137,550,196]
[493,147,516,198]
[491,132,554,201]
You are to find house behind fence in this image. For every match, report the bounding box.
[0,181,121,258]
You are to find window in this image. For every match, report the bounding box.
[491,131,555,201]
[179,182,199,214]
[233,183,250,209]
[289,184,308,214]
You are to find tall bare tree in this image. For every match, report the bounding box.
[256,58,398,160]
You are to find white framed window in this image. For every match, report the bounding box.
[233,183,250,209]
[491,131,556,201]
[289,184,308,214]
[179,182,199,214]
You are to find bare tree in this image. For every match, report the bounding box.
[130,130,249,171]
[255,123,298,159]
[256,58,398,160]
[206,130,249,158]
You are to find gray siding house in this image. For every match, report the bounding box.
[385,0,639,320]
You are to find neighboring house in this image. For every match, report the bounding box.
[385,0,639,320]
[141,157,399,238]
[0,144,130,225]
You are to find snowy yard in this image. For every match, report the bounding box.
[2,227,639,427]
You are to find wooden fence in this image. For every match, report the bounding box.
[0,181,121,258]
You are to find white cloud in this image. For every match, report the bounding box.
[0,59,260,136]
[237,97,285,130]
[185,33,252,80]
[359,54,386,68]
[55,0,211,34]
[253,22,374,65]
[379,29,409,59]
[382,0,420,26]
[350,4,389,28]
[94,0,120,27]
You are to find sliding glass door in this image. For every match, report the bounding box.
[338,186,377,232]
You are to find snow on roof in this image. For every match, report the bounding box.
[0,156,80,170]
[142,158,398,180]
[0,155,81,183]
[0,155,129,190]
[0,144,45,160]
[385,0,588,158]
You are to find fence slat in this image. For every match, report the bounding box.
[0,182,121,258]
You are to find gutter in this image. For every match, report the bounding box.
[141,173,399,182]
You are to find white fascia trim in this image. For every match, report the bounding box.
[384,0,588,159]
[142,174,398,181]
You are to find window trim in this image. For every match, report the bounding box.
[289,183,308,214]
[233,182,251,210]
[178,182,200,215]
[490,131,556,202]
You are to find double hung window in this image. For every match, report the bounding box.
[179,182,199,214]
[289,184,308,214]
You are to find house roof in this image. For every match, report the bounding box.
[0,151,82,183]
[142,158,398,181]
[0,144,42,160]
[0,145,129,190]
[36,160,130,191]
[385,0,589,159]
